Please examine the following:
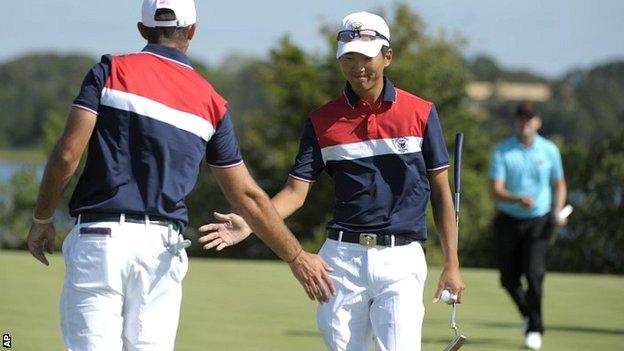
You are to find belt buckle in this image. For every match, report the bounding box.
[359,233,377,247]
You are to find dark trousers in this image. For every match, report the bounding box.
[494,212,554,334]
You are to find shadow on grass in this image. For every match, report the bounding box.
[477,321,624,335]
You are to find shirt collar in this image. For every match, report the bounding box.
[343,76,397,108]
[512,134,541,149]
[142,44,193,68]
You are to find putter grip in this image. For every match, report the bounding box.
[454,133,464,201]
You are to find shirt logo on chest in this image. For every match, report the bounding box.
[394,137,409,153]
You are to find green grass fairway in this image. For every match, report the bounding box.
[1,250,623,350]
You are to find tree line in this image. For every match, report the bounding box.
[1,4,622,273]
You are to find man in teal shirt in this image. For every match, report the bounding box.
[489,102,568,350]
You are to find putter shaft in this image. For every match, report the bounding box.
[442,303,467,350]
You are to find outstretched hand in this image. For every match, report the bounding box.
[198,212,253,251]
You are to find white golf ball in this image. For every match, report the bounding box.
[441,289,456,303]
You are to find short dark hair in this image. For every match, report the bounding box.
[143,9,190,44]
[381,45,390,56]
[516,101,538,118]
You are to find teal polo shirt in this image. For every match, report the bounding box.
[489,134,564,219]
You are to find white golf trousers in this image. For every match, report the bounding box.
[60,219,188,351]
[317,237,427,351]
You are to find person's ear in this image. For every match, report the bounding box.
[534,116,543,129]
[383,48,393,67]
[137,22,149,40]
[187,24,197,40]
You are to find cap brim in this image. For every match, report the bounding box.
[336,40,387,59]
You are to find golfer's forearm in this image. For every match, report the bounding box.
[552,178,567,213]
[34,145,81,219]
[494,190,518,202]
[433,205,460,267]
[437,232,459,266]
[233,187,302,261]
[491,186,520,202]
[270,179,308,219]
[430,190,459,267]
[491,181,521,203]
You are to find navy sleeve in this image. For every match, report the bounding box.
[289,119,325,182]
[72,54,112,115]
[205,111,244,167]
[422,105,450,171]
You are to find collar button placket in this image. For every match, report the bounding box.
[367,113,378,139]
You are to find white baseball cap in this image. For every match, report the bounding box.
[336,12,391,59]
[141,0,197,28]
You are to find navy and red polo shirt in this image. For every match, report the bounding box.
[70,44,243,230]
[290,78,449,241]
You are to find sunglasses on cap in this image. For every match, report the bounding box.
[337,29,390,44]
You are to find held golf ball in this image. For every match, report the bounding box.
[441,289,457,303]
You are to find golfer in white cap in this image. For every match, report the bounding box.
[199,11,465,351]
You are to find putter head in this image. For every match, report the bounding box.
[442,333,467,351]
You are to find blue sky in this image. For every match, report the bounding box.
[2,0,623,78]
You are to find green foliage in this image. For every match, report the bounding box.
[468,56,501,81]
[383,8,468,124]
[185,55,282,258]
[0,148,45,163]
[543,62,624,144]
[192,55,272,123]
[467,54,547,83]
[0,55,90,248]
[0,166,39,247]
[245,36,329,182]
[0,111,74,249]
[239,36,337,255]
[548,127,624,273]
[0,53,95,147]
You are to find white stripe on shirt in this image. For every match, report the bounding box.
[101,88,215,141]
[320,136,423,163]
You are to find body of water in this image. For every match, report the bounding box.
[0,162,44,183]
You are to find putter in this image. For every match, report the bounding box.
[442,132,467,351]
[442,303,467,351]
